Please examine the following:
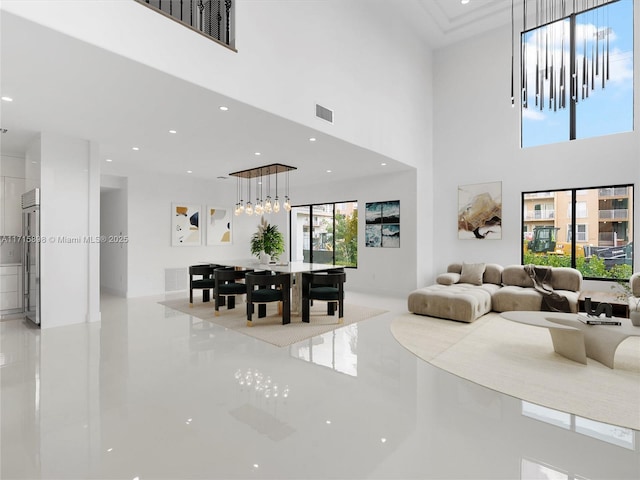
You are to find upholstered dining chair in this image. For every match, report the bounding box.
[301,270,346,323]
[245,271,291,326]
[189,264,220,306]
[213,267,253,316]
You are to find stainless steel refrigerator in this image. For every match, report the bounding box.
[22,188,40,326]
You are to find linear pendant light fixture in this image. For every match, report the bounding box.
[230,163,296,216]
[513,0,617,112]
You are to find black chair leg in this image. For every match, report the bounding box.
[258,304,267,318]
[202,289,210,303]
[327,302,336,316]
[302,296,310,323]
[228,296,235,310]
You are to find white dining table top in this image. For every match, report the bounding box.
[205,259,337,274]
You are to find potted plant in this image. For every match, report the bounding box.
[250,216,284,263]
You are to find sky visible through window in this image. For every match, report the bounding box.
[521,0,633,148]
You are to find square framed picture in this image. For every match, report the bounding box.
[365,200,400,247]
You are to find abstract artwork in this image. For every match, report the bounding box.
[458,182,502,240]
[206,206,232,245]
[172,203,201,246]
[365,200,400,248]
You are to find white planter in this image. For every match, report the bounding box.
[630,311,640,327]
[259,251,271,264]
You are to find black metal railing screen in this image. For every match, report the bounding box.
[138,0,234,48]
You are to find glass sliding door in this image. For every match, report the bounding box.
[311,204,334,264]
[290,201,358,267]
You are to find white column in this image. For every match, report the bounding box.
[87,142,101,322]
[37,132,95,328]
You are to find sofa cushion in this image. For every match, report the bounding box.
[408,284,492,323]
[502,265,535,288]
[631,273,640,297]
[460,262,486,285]
[437,272,461,285]
[492,286,580,313]
[483,264,504,285]
[447,263,502,285]
[550,267,582,292]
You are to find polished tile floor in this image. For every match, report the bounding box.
[1,290,638,479]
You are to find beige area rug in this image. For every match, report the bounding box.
[391,312,640,430]
[160,298,387,348]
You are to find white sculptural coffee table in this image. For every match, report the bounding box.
[500,311,640,369]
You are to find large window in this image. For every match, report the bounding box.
[290,201,358,267]
[522,184,633,280]
[521,0,633,148]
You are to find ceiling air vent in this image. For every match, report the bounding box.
[315,104,334,124]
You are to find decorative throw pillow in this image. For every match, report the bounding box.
[436,272,461,285]
[460,262,486,286]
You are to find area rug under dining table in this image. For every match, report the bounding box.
[159,298,387,348]
[391,311,640,430]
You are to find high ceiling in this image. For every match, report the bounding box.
[0,1,513,187]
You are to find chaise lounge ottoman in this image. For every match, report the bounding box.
[407,263,503,322]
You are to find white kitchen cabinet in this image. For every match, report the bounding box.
[0,265,21,311]
[3,176,25,236]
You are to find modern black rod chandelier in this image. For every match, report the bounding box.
[229,163,296,216]
[512,0,619,111]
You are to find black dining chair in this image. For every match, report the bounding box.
[213,267,253,316]
[189,264,220,306]
[245,271,291,326]
[301,270,346,323]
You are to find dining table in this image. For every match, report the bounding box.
[206,259,337,315]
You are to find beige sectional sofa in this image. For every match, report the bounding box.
[629,272,640,314]
[408,262,583,323]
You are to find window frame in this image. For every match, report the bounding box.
[521,183,634,281]
[289,200,358,268]
[520,0,634,148]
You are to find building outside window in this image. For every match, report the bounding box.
[522,184,633,280]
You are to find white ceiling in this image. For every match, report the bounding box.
[0,0,514,187]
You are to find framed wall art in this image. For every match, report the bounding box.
[458,182,502,240]
[206,206,232,245]
[172,203,202,246]
[365,200,400,248]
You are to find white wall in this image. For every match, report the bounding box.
[432,16,640,283]
[100,175,128,296]
[291,169,418,296]
[122,167,416,298]
[2,0,435,292]
[125,170,274,297]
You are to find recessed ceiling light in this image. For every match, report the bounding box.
[381,437,387,443]
[132,147,140,151]
[187,170,193,174]
[254,152,261,156]
[326,169,332,173]
[1,96,13,102]
[461,0,470,4]
[381,162,387,166]
[169,129,177,134]
[219,106,229,111]
[309,137,317,142]
[105,158,113,162]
